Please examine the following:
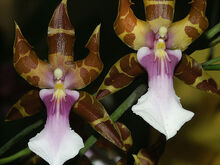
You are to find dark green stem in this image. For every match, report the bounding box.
[0,120,43,156]
[206,22,220,39]
[79,135,97,156]
[202,56,220,65]
[202,64,220,70]
[110,84,147,122]
[0,148,31,164]
[209,36,220,47]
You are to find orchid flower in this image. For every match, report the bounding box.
[96,0,220,139]
[6,0,132,164]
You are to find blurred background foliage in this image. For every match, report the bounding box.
[0,0,220,164]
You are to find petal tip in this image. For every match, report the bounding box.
[165,110,194,140]
[61,0,67,5]
[85,24,101,51]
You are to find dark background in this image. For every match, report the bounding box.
[0,0,219,164]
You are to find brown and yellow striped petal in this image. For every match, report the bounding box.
[73,91,128,151]
[167,0,208,51]
[144,0,175,32]
[175,54,220,95]
[48,0,76,68]
[116,122,133,151]
[5,90,43,121]
[14,24,54,88]
[96,53,144,100]
[133,152,154,165]
[133,135,166,165]
[64,25,103,89]
[114,0,154,50]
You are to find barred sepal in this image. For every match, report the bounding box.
[175,54,220,95]
[48,0,76,68]
[65,25,103,89]
[14,24,53,88]
[96,53,144,100]
[144,0,175,32]
[133,135,166,165]
[5,90,43,121]
[114,0,154,50]
[73,91,128,151]
[133,151,154,165]
[116,122,133,151]
[167,0,208,50]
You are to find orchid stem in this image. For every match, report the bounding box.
[202,56,220,65]
[0,119,43,156]
[79,84,147,155]
[110,84,147,122]
[209,36,220,47]
[0,84,147,163]
[0,147,31,164]
[79,135,97,156]
[206,22,220,39]
[202,64,220,70]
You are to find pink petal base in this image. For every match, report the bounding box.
[28,89,84,165]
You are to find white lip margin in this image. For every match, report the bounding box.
[132,75,194,140]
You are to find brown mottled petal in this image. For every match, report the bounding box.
[116,122,133,151]
[48,0,75,68]
[5,90,43,121]
[175,54,220,95]
[133,152,154,165]
[64,25,103,89]
[167,0,208,51]
[14,24,54,88]
[96,53,145,100]
[133,135,166,165]
[73,91,127,151]
[144,0,175,32]
[114,0,154,50]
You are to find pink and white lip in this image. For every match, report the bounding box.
[28,89,84,165]
[132,46,194,140]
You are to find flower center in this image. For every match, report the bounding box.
[54,68,63,80]
[53,81,66,102]
[154,26,169,61]
[158,26,168,38]
[53,68,65,102]
[155,39,168,61]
